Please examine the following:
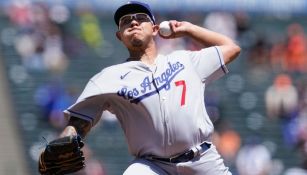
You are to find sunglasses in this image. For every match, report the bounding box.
[119,13,153,29]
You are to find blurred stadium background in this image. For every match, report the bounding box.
[0,0,307,175]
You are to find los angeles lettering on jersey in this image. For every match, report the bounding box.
[117,61,185,103]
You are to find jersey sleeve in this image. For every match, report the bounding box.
[63,80,105,126]
[188,46,228,84]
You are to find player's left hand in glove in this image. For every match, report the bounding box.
[38,135,85,175]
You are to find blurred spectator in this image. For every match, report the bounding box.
[284,23,307,73]
[49,3,71,24]
[236,137,272,175]
[6,0,32,28]
[265,74,299,146]
[77,5,104,53]
[213,121,241,166]
[269,22,307,74]
[265,74,298,120]
[14,32,46,70]
[34,79,78,129]
[203,12,237,40]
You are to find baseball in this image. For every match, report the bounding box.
[159,21,172,37]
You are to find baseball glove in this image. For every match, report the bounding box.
[38,135,85,175]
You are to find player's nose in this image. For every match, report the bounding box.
[130,20,139,28]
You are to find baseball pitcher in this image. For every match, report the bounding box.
[38,1,241,174]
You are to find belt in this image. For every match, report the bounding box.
[145,142,211,163]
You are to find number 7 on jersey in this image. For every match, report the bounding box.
[175,80,186,106]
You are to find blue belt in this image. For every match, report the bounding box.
[145,142,211,163]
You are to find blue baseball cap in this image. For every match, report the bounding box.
[114,1,156,26]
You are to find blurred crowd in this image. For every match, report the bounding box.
[0,1,307,175]
[2,1,107,174]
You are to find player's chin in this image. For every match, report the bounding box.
[130,38,144,48]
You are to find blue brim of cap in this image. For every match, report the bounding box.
[114,2,155,26]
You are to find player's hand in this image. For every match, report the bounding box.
[162,20,193,39]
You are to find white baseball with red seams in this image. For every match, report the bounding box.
[159,21,172,37]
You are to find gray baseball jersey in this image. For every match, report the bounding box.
[64,46,228,158]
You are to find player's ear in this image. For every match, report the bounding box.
[116,31,122,41]
[152,25,159,36]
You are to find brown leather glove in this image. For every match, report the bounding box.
[38,135,85,175]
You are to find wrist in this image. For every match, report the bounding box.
[60,126,78,137]
[185,23,200,37]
